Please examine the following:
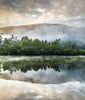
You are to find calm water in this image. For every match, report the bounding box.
[0,56,85,100]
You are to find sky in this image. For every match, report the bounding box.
[0,0,85,27]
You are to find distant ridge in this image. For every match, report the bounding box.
[0,23,85,42]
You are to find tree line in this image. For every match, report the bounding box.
[0,35,85,55]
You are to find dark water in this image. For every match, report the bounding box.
[0,56,85,100]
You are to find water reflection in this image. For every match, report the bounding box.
[0,56,85,100]
[0,56,85,84]
[1,56,85,74]
[3,59,61,73]
[0,79,85,100]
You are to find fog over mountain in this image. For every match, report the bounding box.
[0,24,85,43]
[0,0,85,43]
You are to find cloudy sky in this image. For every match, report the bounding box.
[0,0,85,27]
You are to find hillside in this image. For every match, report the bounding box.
[0,24,85,42]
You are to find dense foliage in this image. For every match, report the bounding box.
[0,35,85,55]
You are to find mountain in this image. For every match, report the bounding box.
[0,24,85,42]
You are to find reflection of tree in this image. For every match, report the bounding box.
[3,58,62,73]
[3,57,85,73]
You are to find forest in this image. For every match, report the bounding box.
[0,35,85,55]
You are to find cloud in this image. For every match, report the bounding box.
[0,0,85,27]
[0,0,85,15]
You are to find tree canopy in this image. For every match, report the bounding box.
[0,35,85,55]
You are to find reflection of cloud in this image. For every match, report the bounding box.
[0,79,85,100]
[32,15,37,18]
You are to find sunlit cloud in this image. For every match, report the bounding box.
[35,8,45,13]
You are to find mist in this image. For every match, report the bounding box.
[0,0,85,100]
[0,24,85,43]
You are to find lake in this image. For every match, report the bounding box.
[0,56,85,100]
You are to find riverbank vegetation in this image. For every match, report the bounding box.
[0,35,85,55]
